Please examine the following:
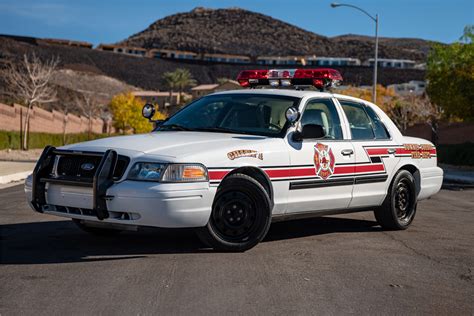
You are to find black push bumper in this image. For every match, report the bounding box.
[31,146,118,220]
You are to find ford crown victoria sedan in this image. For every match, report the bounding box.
[25,69,443,251]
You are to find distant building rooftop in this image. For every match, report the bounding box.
[191,84,220,91]
[97,44,147,52]
[42,38,93,48]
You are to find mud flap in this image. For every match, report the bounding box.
[93,149,118,220]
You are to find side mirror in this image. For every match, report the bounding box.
[285,107,300,125]
[292,124,325,142]
[142,103,155,120]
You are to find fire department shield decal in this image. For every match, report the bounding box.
[314,143,335,180]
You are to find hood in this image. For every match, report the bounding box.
[62,131,274,160]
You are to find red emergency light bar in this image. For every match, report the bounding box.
[236,68,343,91]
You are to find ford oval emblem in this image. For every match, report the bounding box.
[80,162,95,171]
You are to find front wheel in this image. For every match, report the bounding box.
[196,173,272,252]
[374,170,417,230]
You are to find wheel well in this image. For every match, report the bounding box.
[398,164,421,196]
[223,167,274,204]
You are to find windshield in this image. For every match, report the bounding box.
[155,94,301,137]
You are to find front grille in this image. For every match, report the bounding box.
[46,205,133,220]
[54,205,97,216]
[56,154,130,181]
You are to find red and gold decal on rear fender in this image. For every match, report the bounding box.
[314,143,335,180]
[399,144,436,159]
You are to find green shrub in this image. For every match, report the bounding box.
[0,132,9,149]
[0,131,111,150]
[437,142,474,166]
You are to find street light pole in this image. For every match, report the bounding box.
[373,13,378,104]
[331,3,379,103]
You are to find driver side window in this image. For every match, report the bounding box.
[301,99,343,140]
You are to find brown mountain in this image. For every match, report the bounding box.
[119,7,436,61]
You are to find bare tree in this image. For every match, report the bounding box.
[412,94,443,145]
[61,102,72,145]
[385,93,443,144]
[4,53,59,150]
[386,100,414,132]
[75,91,104,139]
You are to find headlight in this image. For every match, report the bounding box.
[127,163,208,182]
[128,162,166,181]
[161,164,208,182]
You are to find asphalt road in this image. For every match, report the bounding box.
[1,185,473,315]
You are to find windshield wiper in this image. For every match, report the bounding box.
[158,124,191,131]
[159,125,254,135]
[192,127,250,135]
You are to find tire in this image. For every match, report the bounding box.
[196,173,272,252]
[375,170,417,230]
[72,219,123,236]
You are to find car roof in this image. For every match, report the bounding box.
[210,89,373,105]
[210,88,334,99]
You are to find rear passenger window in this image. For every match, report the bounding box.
[364,106,390,139]
[339,100,375,140]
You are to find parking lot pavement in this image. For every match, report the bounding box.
[0,185,473,315]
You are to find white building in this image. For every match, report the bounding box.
[256,56,305,66]
[306,57,361,67]
[388,81,427,96]
[366,58,416,69]
[96,44,147,57]
[148,49,198,60]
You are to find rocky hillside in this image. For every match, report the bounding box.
[332,34,436,61]
[120,7,436,61]
[0,36,425,97]
[51,69,138,101]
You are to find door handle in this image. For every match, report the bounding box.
[387,148,396,154]
[341,149,354,156]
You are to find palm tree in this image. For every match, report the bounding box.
[162,71,178,105]
[163,68,196,105]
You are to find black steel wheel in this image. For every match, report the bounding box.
[196,173,272,251]
[212,191,259,241]
[375,170,417,230]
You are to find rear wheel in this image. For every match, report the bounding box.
[375,170,417,230]
[72,219,123,236]
[196,173,272,252]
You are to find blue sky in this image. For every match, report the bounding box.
[0,0,472,45]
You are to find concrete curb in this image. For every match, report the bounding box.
[0,171,31,185]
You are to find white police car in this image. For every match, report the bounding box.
[25,68,443,251]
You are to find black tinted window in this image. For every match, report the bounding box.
[339,100,375,140]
